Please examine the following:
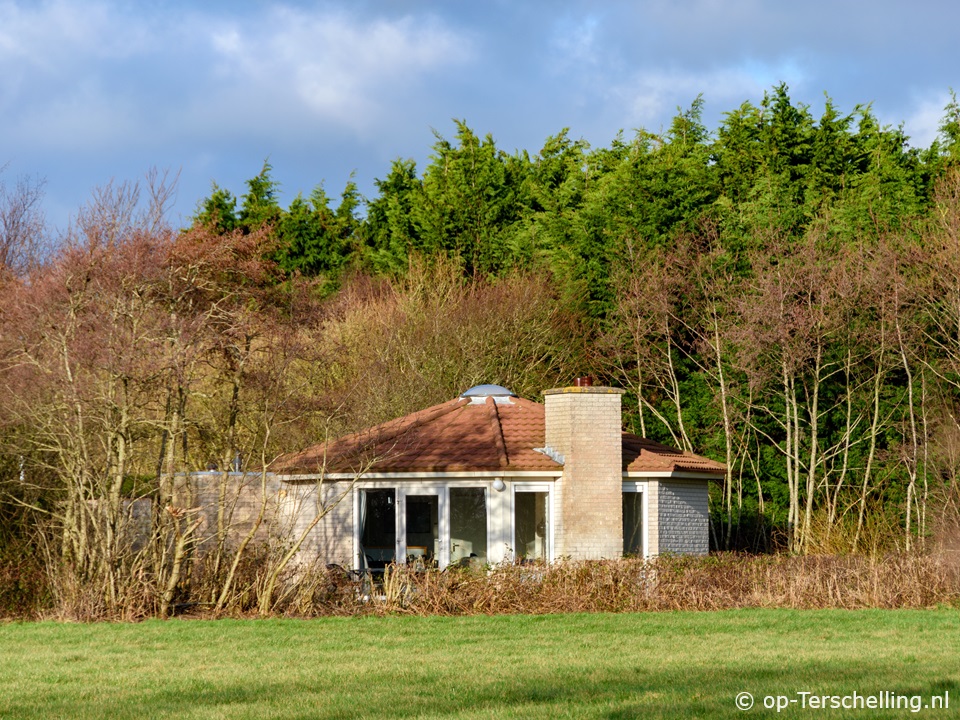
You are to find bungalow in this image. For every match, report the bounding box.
[262,381,726,571]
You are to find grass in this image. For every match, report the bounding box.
[1,609,959,719]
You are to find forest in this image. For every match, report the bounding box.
[3,85,960,618]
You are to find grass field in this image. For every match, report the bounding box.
[1,609,958,719]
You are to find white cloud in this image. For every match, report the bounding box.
[0,0,161,144]
[901,92,953,149]
[207,7,472,133]
[0,0,473,162]
[0,0,151,69]
[608,61,806,131]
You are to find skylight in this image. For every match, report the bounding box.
[460,384,517,401]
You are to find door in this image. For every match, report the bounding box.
[449,487,488,565]
[398,489,447,567]
[513,485,551,561]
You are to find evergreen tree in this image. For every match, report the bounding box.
[365,159,423,275]
[193,183,238,234]
[238,161,282,232]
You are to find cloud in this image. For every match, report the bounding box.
[0,1,472,152]
[901,91,954,149]
[206,7,472,134]
[550,13,602,70]
[0,0,150,70]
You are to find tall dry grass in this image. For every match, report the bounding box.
[12,551,959,620]
[285,553,960,618]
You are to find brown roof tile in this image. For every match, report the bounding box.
[271,393,725,477]
[621,434,726,475]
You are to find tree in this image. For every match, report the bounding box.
[0,169,45,278]
[365,159,423,275]
[193,183,238,234]
[238,161,281,232]
[415,122,525,276]
[273,182,359,277]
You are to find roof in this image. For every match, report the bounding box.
[271,392,726,477]
[621,434,727,475]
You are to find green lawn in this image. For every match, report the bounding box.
[1,609,958,719]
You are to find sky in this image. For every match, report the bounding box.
[1,0,958,232]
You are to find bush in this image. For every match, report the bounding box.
[281,552,960,618]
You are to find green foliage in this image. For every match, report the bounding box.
[365,158,423,275]
[193,183,238,234]
[272,181,358,277]
[238,160,281,231]
[414,121,527,275]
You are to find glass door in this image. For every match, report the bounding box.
[449,487,488,566]
[358,489,396,570]
[398,489,447,568]
[514,486,550,561]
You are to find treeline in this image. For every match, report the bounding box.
[198,87,957,310]
[191,86,960,553]
[1,86,960,617]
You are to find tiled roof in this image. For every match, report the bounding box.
[621,434,726,475]
[271,394,725,477]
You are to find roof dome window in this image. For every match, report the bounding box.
[460,384,516,404]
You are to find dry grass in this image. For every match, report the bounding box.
[284,552,960,617]
[10,551,959,620]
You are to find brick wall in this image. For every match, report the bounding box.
[544,386,625,560]
[283,481,355,566]
[180,472,284,554]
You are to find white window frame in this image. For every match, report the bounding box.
[621,481,649,559]
[396,486,448,567]
[354,480,495,570]
[511,482,554,562]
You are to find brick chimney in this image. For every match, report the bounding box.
[543,385,625,559]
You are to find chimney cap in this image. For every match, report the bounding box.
[544,386,625,395]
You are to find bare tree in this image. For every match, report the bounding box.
[0,167,46,278]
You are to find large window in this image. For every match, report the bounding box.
[623,491,644,556]
[359,489,395,569]
[514,489,549,561]
[450,487,488,565]
[353,484,554,572]
[405,494,439,564]
[358,485,491,570]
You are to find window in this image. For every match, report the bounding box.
[623,491,644,556]
[359,489,395,569]
[450,487,488,565]
[357,485,493,570]
[622,482,647,557]
[405,494,439,563]
[514,488,550,561]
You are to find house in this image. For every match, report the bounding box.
[262,381,726,570]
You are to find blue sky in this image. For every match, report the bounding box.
[1,0,958,231]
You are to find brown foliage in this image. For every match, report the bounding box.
[0,175,333,618]
[281,553,960,618]
[323,256,588,433]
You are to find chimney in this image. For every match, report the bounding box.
[543,384,625,559]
